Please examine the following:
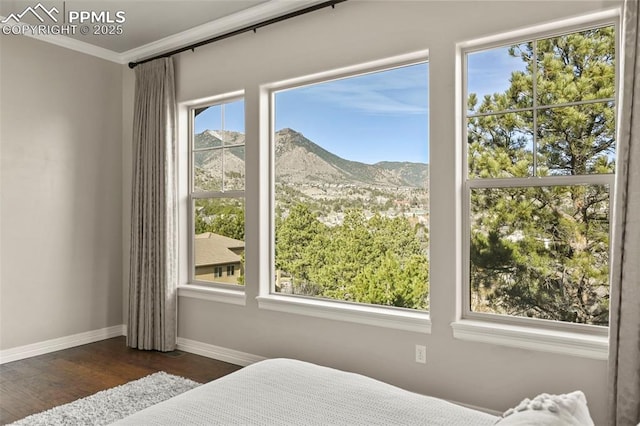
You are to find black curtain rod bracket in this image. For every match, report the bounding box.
[128,0,346,69]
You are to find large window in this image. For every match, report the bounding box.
[464,25,616,327]
[190,97,245,286]
[271,61,430,311]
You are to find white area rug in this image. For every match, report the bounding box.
[8,371,200,425]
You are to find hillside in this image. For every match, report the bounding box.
[194,128,428,189]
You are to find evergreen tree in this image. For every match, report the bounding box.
[194,199,245,240]
[468,27,614,325]
[275,204,429,310]
[276,203,328,294]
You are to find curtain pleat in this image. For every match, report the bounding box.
[127,58,177,352]
[608,1,640,425]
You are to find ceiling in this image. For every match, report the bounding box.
[0,0,325,63]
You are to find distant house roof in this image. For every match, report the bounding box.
[194,232,244,267]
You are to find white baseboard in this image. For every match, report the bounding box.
[0,325,262,368]
[176,337,266,367]
[0,324,126,364]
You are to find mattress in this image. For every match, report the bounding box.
[113,358,498,425]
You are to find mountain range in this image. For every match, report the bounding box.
[194,128,428,189]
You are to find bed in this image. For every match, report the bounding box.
[112,358,594,425]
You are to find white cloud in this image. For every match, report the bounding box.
[297,64,429,116]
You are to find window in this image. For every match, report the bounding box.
[190,97,245,287]
[271,61,429,311]
[463,25,616,327]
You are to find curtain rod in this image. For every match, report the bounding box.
[128,0,347,69]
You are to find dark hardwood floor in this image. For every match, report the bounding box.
[0,336,242,425]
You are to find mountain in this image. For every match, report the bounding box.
[373,161,430,189]
[194,130,245,151]
[194,128,428,189]
[275,128,428,188]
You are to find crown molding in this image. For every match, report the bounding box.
[1,0,326,65]
[120,0,324,65]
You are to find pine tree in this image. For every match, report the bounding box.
[468,27,614,325]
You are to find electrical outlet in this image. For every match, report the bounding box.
[415,344,426,364]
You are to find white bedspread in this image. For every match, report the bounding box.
[113,358,498,425]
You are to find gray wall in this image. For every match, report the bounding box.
[1,35,124,348]
[119,2,619,425]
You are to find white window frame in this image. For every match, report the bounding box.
[177,91,247,306]
[256,51,432,334]
[453,10,620,359]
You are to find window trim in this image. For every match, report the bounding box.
[257,294,431,334]
[178,285,246,306]
[451,320,608,359]
[187,92,247,291]
[456,11,619,343]
[258,50,432,331]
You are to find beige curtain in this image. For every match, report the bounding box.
[127,58,178,352]
[608,1,640,425]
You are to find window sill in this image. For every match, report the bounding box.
[256,294,431,333]
[178,285,246,306]
[451,319,608,360]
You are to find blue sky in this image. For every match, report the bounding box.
[275,63,429,164]
[195,47,525,165]
[195,100,245,135]
[467,44,528,106]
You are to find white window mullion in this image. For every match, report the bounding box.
[221,104,226,192]
[532,39,539,177]
[467,97,616,120]
[467,174,614,189]
[192,190,245,200]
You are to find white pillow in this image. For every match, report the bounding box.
[495,391,594,426]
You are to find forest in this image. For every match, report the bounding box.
[275,204,429,310]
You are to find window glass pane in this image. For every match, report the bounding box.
[194,198,245,286]
[536,26,615,106]
[194,100,245,145]
[467,43,532,115]
[193,144,245,193]
[194,129,223,149]
[469,185,610,326]
[193,99,245,193]
[273,63,429,310]
[194,149,222,192]
[537,102,616,176]
[224,146,245,191]
[221,99,245,145]
[194,105,222,148]
[467,111,533,178]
